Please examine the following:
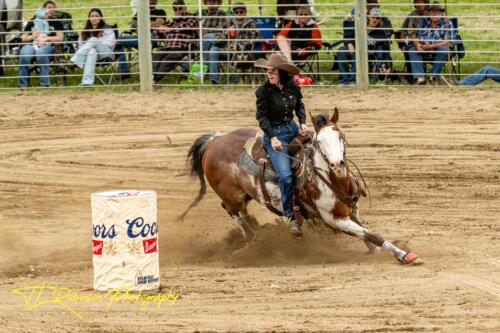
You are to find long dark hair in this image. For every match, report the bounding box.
[278,69,293,84]
[81,8,107,41]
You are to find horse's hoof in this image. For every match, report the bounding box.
[400,252,421,265]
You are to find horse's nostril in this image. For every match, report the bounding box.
[340,160,346,168]
[330,163,335,169]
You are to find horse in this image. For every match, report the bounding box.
[180,108,419,265]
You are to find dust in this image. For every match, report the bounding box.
[0,227,90,278]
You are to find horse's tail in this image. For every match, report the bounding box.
[177,133,218,221]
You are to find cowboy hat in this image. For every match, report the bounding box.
[254,53,299,75]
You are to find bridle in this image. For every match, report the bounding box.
[273,126,362,208]
[308,126,360,208]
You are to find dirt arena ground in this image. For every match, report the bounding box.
[0,88,499,333]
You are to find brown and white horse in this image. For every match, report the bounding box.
[181,109,419,265]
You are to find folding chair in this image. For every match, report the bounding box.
[448,17,465,81]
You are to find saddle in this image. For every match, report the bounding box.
[236,130,312,217]
[237,130,312,183]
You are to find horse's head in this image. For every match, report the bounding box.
[310,108,348,179]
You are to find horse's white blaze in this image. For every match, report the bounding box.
[316,127,344,164]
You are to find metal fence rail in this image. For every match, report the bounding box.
[0,0,498,92]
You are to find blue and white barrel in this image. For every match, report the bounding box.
[91,190,160,291]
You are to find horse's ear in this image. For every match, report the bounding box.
[330,107,339,123]
[309,112,319,132]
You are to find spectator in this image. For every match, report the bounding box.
[114,0,166,78]
[367,8,392,76]
[228,2,261,72]
[70,9,116,86]
[18,0,63,89]
[276,5,322,63]
[199,0,230,85]
[152,0,198,83]
[408,1,455,85]
[398,0,429,80]
[336,8,391,85]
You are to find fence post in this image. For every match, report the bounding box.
[355,0,369,89]
[137,0,153,92]
[198,0,204,84]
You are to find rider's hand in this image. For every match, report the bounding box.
[299,124,308,136]
[270,137,282,151]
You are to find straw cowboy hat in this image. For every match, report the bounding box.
[254,54,299,75]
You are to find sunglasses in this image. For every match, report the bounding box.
[266,69,278,75]
[234,9,245,14]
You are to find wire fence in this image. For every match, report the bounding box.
[0,0,498,91]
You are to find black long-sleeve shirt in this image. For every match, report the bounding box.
[255,80,306,138]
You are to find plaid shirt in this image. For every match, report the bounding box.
[200,9,229,44]
[161,13,198,50]
[417,18,455,44]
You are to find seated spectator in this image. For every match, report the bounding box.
[228,2,261,72]
[70,9,116,86]
[18,0,63,89]
[398,0,429,80]
[336,8,391,85]
[408,1,455,85]
[114,0,166,78]
[367,8,392,75]
[276,5,322,63]
[199,0,230,85]
[152,0,198,83]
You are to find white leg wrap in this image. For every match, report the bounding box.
[382,241,406,261]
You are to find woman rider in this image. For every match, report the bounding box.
[254,53,309,235]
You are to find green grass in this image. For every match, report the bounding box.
[1,0,498,91]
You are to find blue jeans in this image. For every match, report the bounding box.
[262,121,299,217]
[202,33,227,83]
[18,44,53,87]
[208,46,227,83]
[408,45,449,80]
[336,46,356,84]
[114,35,138,73]
[459,66,500,86]
[71,37,115,85]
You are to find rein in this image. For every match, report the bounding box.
[274,131,362,208]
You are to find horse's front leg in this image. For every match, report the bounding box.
[323,216,419,265]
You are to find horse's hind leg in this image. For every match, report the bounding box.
[221,202,256,241]
[324,217,419,265]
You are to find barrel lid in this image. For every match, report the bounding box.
[92,190,156,198]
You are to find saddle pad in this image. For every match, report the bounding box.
[236,150,278,183]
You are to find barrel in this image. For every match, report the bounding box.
[91,190,160,291]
